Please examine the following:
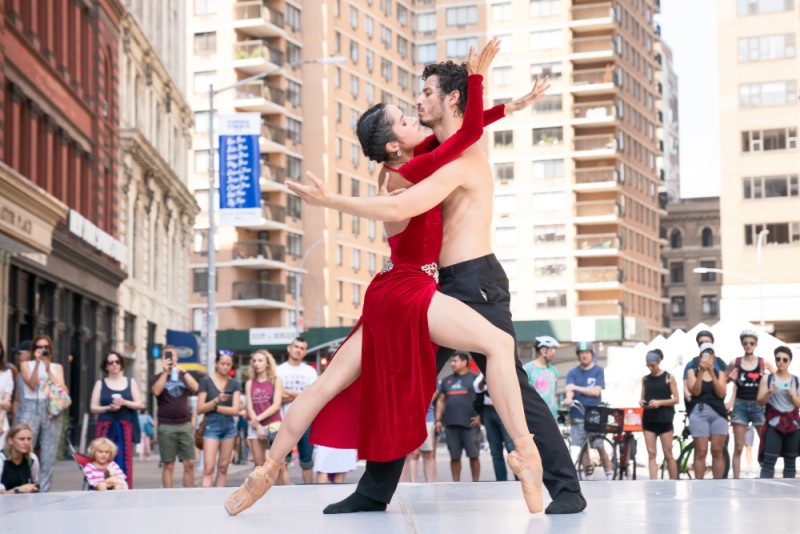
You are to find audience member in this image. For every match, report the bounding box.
[474,371,514,481]
[0,423,39,494]
[686,342,728,479]
[683,330,726,406]
[90,351,144,488]
[137,410,154,461]
[198,352,242,487]
[640,349,679,479]
[151,346,199,488]
[83,437,128,491]
[244,350,283,476]
[0,340,13,450]
[10,341,31,423]
[435,353,480,482]
[314,445,357,484]
[17,335,67,492]
[756,346,799,479]
[523,336,561,418]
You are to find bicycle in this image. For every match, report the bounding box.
[568,401,620,481]
[614,408,642,480]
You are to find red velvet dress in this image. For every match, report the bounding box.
[310,75,503,461]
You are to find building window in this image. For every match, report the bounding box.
[532,159,564,179]
[446,37,478,58]
[350,40,359,63]
[745,222,800,245]
[193,32,216,54]
[380,0,392,16]
[286,118,301,143]
[743,175,800,199]
[351,284,361,306]
[337,281,343,302]
[365,15,374,38]
[193,71,218,94]
[380,25,392,48]
[286,80,301,107]
[533,225,565,243]
[494,130,513,148]
[700,261,717,282]
[417,12,436,32]
[500,259,518,277]
[739,80,797,108]
[532,192,567,211]
[494,195,516,215]
[495,162,514,181]
[531,62,563,80]
[287,43,301,65]
[287,195,302,219]
[417,43,437,63]
[123,313,136,346]
[742,127,798,152]
[701,295,718,317]
[336,244,343,265]
[349,5,358,29]
[192,268,216,292]
[738,0,795,15]
[738,34,796,62]
[446,6,477,26]
[397,4,409,25]
[397,36,409,58]
[533,95,562,113]
[670,262,684,284]
[495,227,517,246]
[536,291,567,308]
[530,30,562,50]
[368,253,377,274]
[670,229,682,248]
[534,257,567,277]
[492,2,512,21]
[286,157,301,180]
[350,74,360,98]
[351,215,360,236]
[532,127,563,145]
[194,0,216,15]
[380,58,393,82]
[350,143,360,167]
[286,4,301,31]
[287,233,302,257]
[671,296,685,317]
[530,0,561,17]
[701,227,714,247]
[351,248,361,271]
[492,66,514,86]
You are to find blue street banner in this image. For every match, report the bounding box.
[166,329,205,372]
[218,113,262,227]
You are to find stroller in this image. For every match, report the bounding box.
[67,441,93,491]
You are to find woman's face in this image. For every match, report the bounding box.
[251,353,267,374]
[12,430,33,455]
[646,360,660,372]
[384,105,426,154]
[775,352,791,371]
[216,355,233,376]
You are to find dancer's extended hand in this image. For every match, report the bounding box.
[504,75,551,115]
[286,171,334,207]
[466,37,501,78]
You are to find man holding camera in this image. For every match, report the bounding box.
[150,346,198,488]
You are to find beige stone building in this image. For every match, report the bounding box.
[662,198,721,332]
[717,0,800,342]
[118,2,198,386]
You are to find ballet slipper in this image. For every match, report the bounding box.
[224,456,282,516]
[506,434,544,514]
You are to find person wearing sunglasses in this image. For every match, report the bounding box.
[90,352,145,488]
[726,329,775,479]
[756,346,800,479]
[16,335,67,492]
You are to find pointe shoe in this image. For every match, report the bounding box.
[225,457,282,516]
[506,434,544,514]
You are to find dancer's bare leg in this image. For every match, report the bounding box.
[427,292,543,512]
[225,327,363,514]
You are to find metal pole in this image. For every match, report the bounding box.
[756,228,769,331]
[294,270,302,337]
[206,84,217,370]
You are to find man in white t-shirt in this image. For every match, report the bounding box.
[275,337,317,484]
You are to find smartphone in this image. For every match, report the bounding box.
[778,381,791,391]
[701,352,711,362]
[163,349,176,364]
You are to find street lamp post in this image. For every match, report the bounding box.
[692,228,769,331]
[205,56,345,368]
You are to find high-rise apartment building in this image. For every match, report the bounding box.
[483,0,667,342]
[717,0,800,342]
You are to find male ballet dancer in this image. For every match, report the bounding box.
[289,61,585,515]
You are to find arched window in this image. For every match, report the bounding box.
[670,229,682,249]
[701,227,713,247]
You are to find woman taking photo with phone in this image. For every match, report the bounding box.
[17,335,67,492]
[640,349,679,479]
[198,352,242,487]
[757,346,800,479]
[686,342,728,479]
[90,351,145,488]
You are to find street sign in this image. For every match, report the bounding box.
[249,327,297,346]
[218,113,262,227]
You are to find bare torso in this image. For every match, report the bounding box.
[383,145,494,268]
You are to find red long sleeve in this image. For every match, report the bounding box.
[399,75,486,184]
[412,104,506,160]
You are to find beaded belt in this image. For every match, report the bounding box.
[379,260,439,283]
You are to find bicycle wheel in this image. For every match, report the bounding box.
[576,436,617,480]
[626,435,637,480]
[677,441,695,480]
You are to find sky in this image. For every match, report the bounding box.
[656,2,721,198]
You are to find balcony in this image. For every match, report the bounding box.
[575,233,620,256]
[570,67,616,94]
[231,281,287,308]
[260,122,287,153]
[234,40,284,75]
[571,37,614,64]
[230,240,287,269]
[260,161,288,192]
[243,202,287,230]
[572,101,616,125]
[569,3,615,32]
[576,299,621,316]
[573,134,618,159]
[574,167,619,192]
[232,81,286,114]
[575,266,622,288]
[574,200,619,223]
[233,1,286,38]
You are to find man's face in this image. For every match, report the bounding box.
[546,347,557,363]
[578,350,594,367]
[451,356,468,374]
[416,75,447,128]
[741,336,757,355]
[696,336,713,347]
[288,340,308,363]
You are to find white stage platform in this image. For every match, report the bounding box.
[3,479,799,533]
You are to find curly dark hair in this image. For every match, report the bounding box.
[356,103,397,163]
[421,61,469,117]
